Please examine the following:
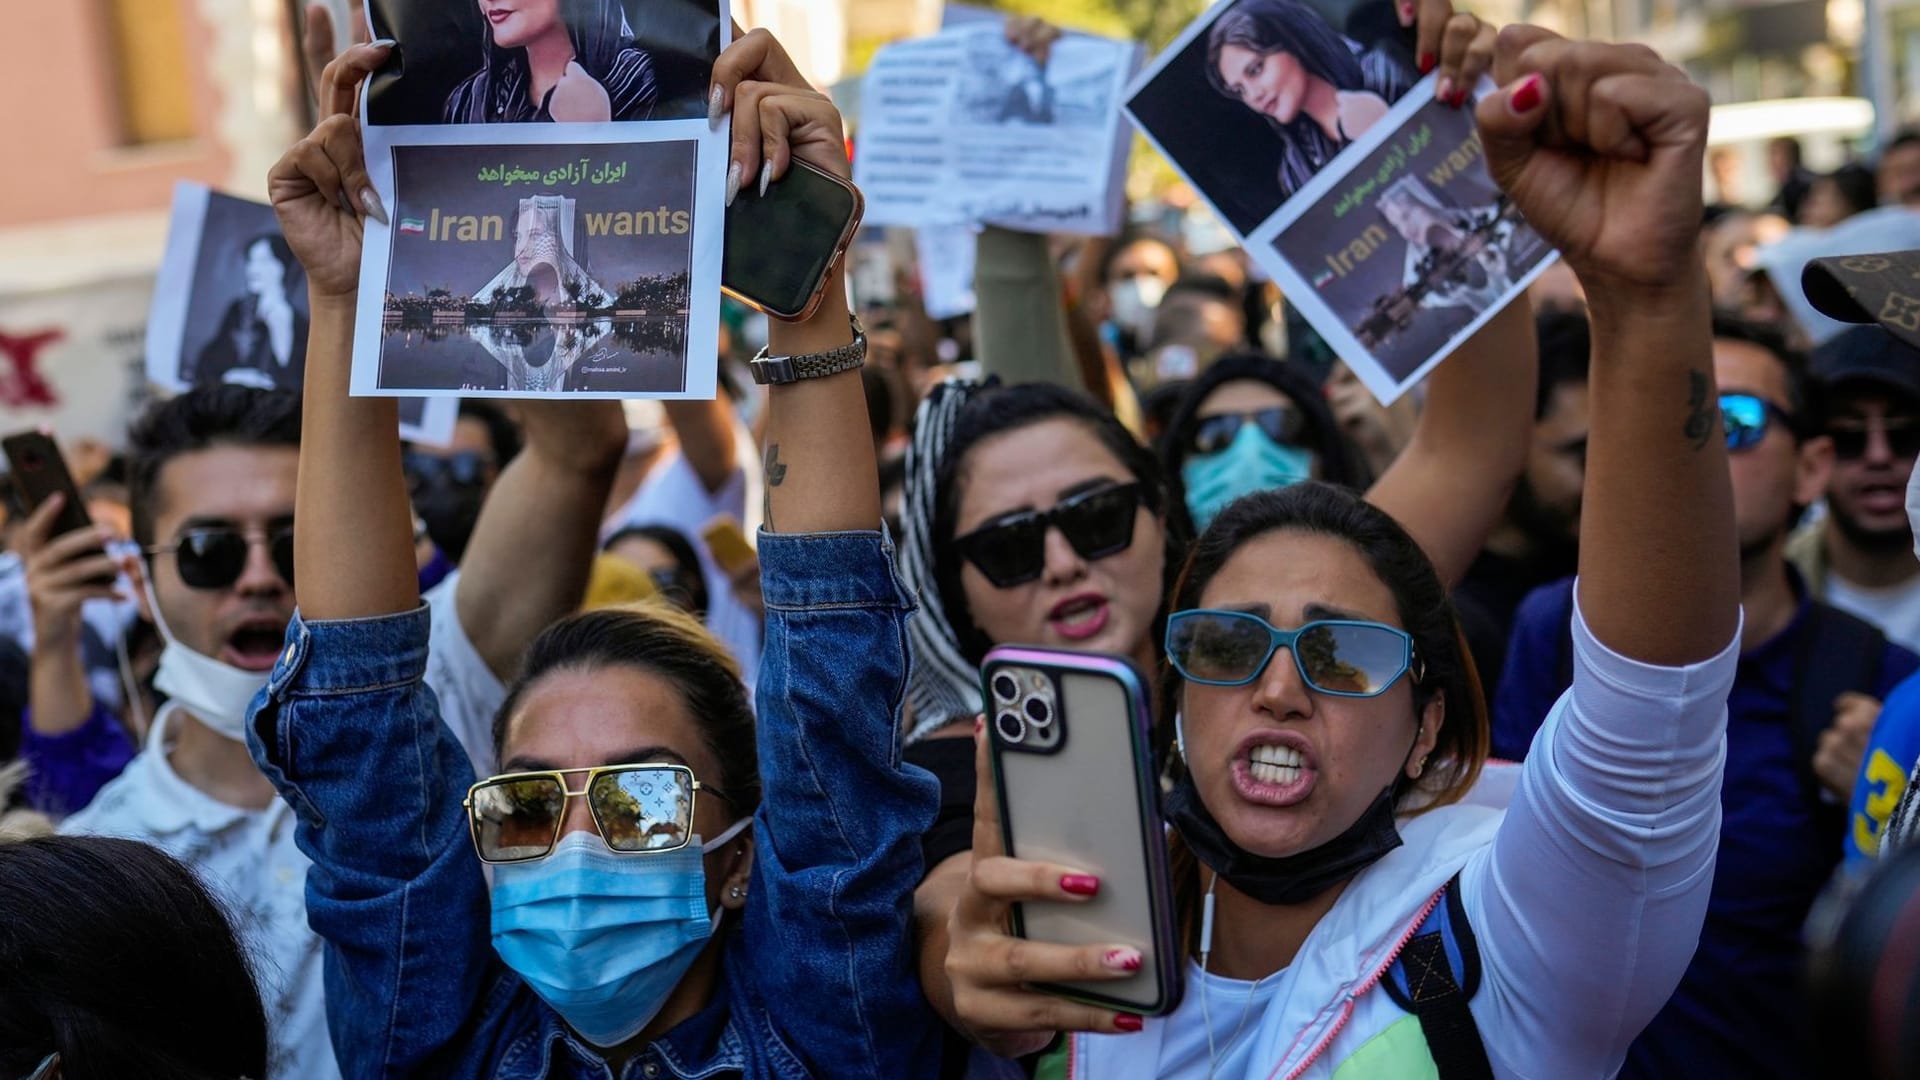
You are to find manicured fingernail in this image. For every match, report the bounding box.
[1509,73,1543,114]
[1061,874,1100,896]
[1435,76,1453,103]
[1104,948,1142,972]
[708,85,725,125]
[360,187,389,225]
[1419,52,1435,75]
[368,38,396,49]
[758,161,772,199]
[725,161,741,207]
[1401,2,1417,23]
[1114,1013,1144,1033]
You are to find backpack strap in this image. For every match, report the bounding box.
[1792,602,1886,833]
[1381,874,1493,1080]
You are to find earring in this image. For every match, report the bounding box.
[1412,754,1429,778]
[729,886,744,900]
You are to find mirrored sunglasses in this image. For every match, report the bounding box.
[1166,609,1419,696]
[463,763,728,864]
[1189,407,1307,456]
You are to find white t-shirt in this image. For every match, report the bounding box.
[606,429,765,687]
[60,598,504,1080]
[1826,572,1920,655]
[1149,961,1286,1076]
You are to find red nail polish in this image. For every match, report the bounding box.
[1418,52,1435,75]
[1105,948,1143,972]
[1510,74,1543,114]
[1114,1013,1144,1033]
[1060,874,1100,896]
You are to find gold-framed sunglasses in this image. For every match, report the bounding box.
[463,763,730,864]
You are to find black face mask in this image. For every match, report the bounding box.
[1164,733,1414,907]
[413,480,488,564]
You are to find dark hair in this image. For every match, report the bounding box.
[934,383,1189,665]
[1097,233,1180,285]
[491,606,760,816]
[1811,164,1879,222]
[1156,482,1485,795]
[1534,308,1592,421]
[128,387,303,546]
[0,835,268,1079]
[457,399,523,465]
[1157,353,1361,492]
[602,524,711,618]
[241,233,303,302]
[474,0,635,105]
[1712,310,1822,435]
[1885,129,1920,161]
[1205,0,1395,195]
[1158,484,1486,946]
[1166,273,1240,306]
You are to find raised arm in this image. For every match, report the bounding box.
[710,31,941,1078]
[663,397,741,495]
[454,400,626,678]
[256,47,498,1075]
[1462,31,1741,1078]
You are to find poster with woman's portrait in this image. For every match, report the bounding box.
[146,184,461,441]
[1255,83,1556,403]
[1125,0,1420,237]
[353,0,728,400]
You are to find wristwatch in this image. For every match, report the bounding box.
[747,315,867,385]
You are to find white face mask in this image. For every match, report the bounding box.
[142,571,275,744]
[1108,276,1169,342]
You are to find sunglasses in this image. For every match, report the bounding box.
[1828,415,1920,461]
[1166,609,1420,696]
[146,526,295,591]
[1720,393,1798,454]
[404,450,494,490]
[1190,407,1307,456]
[955,483,1142,589]
[464,763,729,864]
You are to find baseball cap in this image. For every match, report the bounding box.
[1809,324,1920,402]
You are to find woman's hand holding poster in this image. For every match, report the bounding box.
[353,0,728,400]
[1125,0,1558,403]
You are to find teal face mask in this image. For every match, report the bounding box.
[1181,421,1315,531]
[489,817,750,1048]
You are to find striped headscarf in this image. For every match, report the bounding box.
[901,378,991,743]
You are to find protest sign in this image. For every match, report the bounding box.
[1253,82,1555,402]
[1127,0,1554,403]
[855,23,1139,237]
[148,183,458,442]
[354,0,727,400]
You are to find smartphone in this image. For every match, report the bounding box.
[722,158,864,323]
[982,647,1183,1016]
[701,516,757,577]
[2,431,113,585]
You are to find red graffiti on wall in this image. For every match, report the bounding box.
[0,329,64,409]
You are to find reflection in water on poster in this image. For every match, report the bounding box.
[378,316,688,394]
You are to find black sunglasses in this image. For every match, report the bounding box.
[1190,407,1308,456]
[955,483,1143,589]
[403,450,494,490]
[1828,415,1920,461]
[147,526,295,590]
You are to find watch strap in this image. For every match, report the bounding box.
[749,317,867,385]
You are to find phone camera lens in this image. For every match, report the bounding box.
[1023,696,1052,727]
[995,711,1027,744]
[992,673,1019,702]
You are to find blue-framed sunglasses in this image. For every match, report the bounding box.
[1166,609,1420,696]
[1721,393,1798,454]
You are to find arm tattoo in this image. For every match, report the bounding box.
[1682,370,1714,451]
[763,442,786,530]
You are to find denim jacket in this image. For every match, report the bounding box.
[247,530,942,1079]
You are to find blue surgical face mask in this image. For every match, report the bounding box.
[489,816,751,1048]
[1181,421,1315,531]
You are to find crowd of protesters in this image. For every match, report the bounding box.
[9,5,1920,1080]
